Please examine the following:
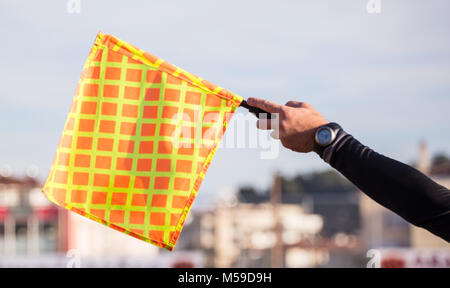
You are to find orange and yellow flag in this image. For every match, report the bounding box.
[42,32,243,250]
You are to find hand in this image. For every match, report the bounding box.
[247,97,329,153]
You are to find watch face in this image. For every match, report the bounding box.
[317,128,332,146]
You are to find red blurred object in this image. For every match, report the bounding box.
[34,206,58,221]
[381,255,406,268]
[172,260,195,268]
[0,207,9,221]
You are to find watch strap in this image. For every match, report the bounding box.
[322,130,350,163]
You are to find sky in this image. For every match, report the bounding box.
[1,0,450,208]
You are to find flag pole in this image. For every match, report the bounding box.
[240,100,272,119]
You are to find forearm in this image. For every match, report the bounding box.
[327,133,450,241]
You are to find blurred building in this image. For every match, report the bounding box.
[66,212,159,258]
[0,175,202,267]
[1,139,448,268]
[45,191,204,267]
[194,202,326,267]
[0,176,67,256]
[359,193,411,248]
[305,191,363,267]
[306,191,360,238]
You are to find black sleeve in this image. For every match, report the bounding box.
[328,135,450,242]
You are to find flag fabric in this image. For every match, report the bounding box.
[42,32,243,250]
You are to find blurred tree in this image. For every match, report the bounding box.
[237,170,360,236]
[432,153,450,166]
[295,170,356,194]
[237,170,356,203]
[237,186,269,203]
[430,152,450,176]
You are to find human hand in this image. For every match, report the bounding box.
[247,97,328,153]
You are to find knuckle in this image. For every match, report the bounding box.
[285,100,301,108]
[285,100,296,106]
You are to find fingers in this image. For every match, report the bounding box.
[247,97,282,113]
[254,100,309,130]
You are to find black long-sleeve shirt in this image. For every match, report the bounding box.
[328,134,450,242]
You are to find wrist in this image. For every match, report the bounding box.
[313,122,344,159]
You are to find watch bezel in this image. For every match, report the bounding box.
[315,126,338,147]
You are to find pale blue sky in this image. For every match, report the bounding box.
[1,0,450,207]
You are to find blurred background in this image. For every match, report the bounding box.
[1,0,450,267]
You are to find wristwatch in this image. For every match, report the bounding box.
[313,122,343,158]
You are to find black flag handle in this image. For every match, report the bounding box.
[240,100,272,119]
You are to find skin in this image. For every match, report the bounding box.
[247,97,329,153]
